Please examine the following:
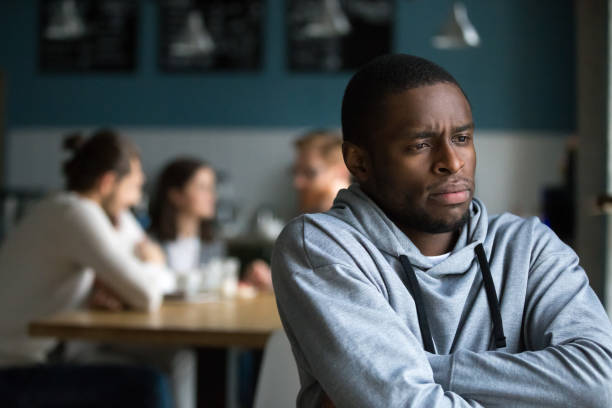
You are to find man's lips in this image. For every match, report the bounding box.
[428,184,472,205]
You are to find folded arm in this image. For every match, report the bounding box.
[64,205,174,311]
[428,227,612,407]
[272,219,483,408]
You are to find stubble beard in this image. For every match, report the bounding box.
[401,203,471,234]
[373,191,471,235]
[394,179,475,234]
[364,169,474,235]
[383,189,472,234]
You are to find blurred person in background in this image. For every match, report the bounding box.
[149,157,273,407]
[149,157,272,292]
[0,129,172,365]
[293,129,352,214]
[0,129,196,408]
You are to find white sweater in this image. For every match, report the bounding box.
[0,192,175,366]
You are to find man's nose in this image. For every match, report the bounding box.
[433,141,464,175]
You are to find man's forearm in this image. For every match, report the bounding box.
[428,339,612,408]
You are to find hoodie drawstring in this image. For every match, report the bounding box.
[474,244,507,348]
[398,243,506,354]
[399,255,436,353]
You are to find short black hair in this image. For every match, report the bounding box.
[341,54,468,146]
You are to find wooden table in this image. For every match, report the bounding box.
[29,293,282,349]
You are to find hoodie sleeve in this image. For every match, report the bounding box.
[428,220,612,408]
[272,217,483,408]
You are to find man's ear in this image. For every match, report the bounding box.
[97,172,117,196]
[342,141,370,184]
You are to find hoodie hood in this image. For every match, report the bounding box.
[327,184,488,276]
[325,184,507,353]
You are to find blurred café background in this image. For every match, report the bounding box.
[0,0,611,407]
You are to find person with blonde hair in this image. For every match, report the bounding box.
[293,129,351,214]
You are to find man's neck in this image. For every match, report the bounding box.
[76,190,119,228]
[402,228,458,256]
[77,190,102,205]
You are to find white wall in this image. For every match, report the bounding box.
[6,127,568,233]
[6,127,303,232]
[474,131,569,217]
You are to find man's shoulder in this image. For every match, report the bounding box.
[487,211,570,263]
[279,212,357,239]
[19,192,98,225]
[488,211,544,237]
[274,212,369,270]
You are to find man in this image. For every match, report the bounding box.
[0,129,173,366]
[293,129,352,214]
[240,131,350,290]
[0,130,197,408]
[272,54,612,407]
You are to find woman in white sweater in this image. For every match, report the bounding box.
[0,130,175,366]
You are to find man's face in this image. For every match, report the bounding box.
[101,158,144,221]
[293,149,338,213]
[361,83,476,234]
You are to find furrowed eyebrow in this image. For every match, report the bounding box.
[398,122,474,139]
[452,122,475,133]
[402,130,438,140]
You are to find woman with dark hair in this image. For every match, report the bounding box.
[150,157,272,406]
[149,158,224,270]
[149,157,272,291]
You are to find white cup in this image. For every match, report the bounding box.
[176,271,202,299]
[220,258,240,299]
[199,258,224,292]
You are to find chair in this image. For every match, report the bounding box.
[253,329,301,408]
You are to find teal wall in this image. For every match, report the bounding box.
[0,0,575,130]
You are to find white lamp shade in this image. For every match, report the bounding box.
[432,2,480,49]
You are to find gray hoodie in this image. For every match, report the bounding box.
[272,184,612,407]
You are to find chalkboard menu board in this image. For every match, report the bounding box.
[39,0,138,72]
[159,0,263,71]
[287,0,393,71]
